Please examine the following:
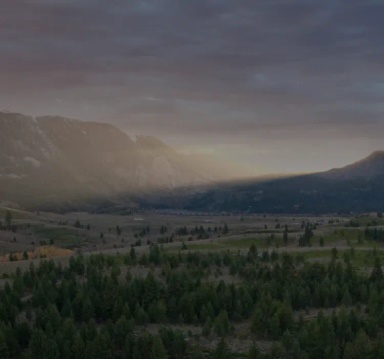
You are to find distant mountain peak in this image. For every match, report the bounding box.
[366,150,384,160]
[134,135,173,152]
[170,150,384,214]
[321,150,384,180]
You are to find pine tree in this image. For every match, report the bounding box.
[212,339,232,359]
[5,210,12,230]
[130,247,137,262]
[283,225,289,246]
[29,329,46,359]
[151,335,167,359]
[248,343,262,359]
[370,257,383,282]
[0,329,9,359]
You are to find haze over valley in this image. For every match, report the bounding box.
[1,110,384,215]
[2,1,384,358]
[0,111,254,210]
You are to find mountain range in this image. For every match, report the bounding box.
[165,151,384,214]
[0,111,241,210]
[1,111,383,214]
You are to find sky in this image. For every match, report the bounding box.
[1,0,384,174]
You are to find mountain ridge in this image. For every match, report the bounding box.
[0,111,236,210]
[1,110,383,213]
[320,150,384,180]
[150,151,384,214]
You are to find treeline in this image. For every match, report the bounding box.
[0,210,18,233]
[157,224,229,244]
[0,245,384,358]
[174,224,229,237]
[365,227,384,243]
[346,216,384,228]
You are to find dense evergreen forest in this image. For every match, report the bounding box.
[1,244,384,358]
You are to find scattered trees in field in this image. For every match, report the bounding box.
[1,235,384,358]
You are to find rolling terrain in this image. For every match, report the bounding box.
[1,111,384,214]
[158,151,384,214]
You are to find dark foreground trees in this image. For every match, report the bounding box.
[0,245,384,358]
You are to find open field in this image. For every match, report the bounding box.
[1,206,383,275]
[2,206,384,358]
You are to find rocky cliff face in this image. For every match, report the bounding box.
[0,112,223,209]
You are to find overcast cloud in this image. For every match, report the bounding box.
[1,0,384,173]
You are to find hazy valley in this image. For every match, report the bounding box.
[2,111,384,216]
[1,112,384,358]
[0,111,248,211]
[3,1,384,357]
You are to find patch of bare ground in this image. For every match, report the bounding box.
[135,321,275,354]
[294,305,366,321]
[119,265,164,282]
[0,255,72,276]
[0,245,74,262]
[205,267,242,285]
